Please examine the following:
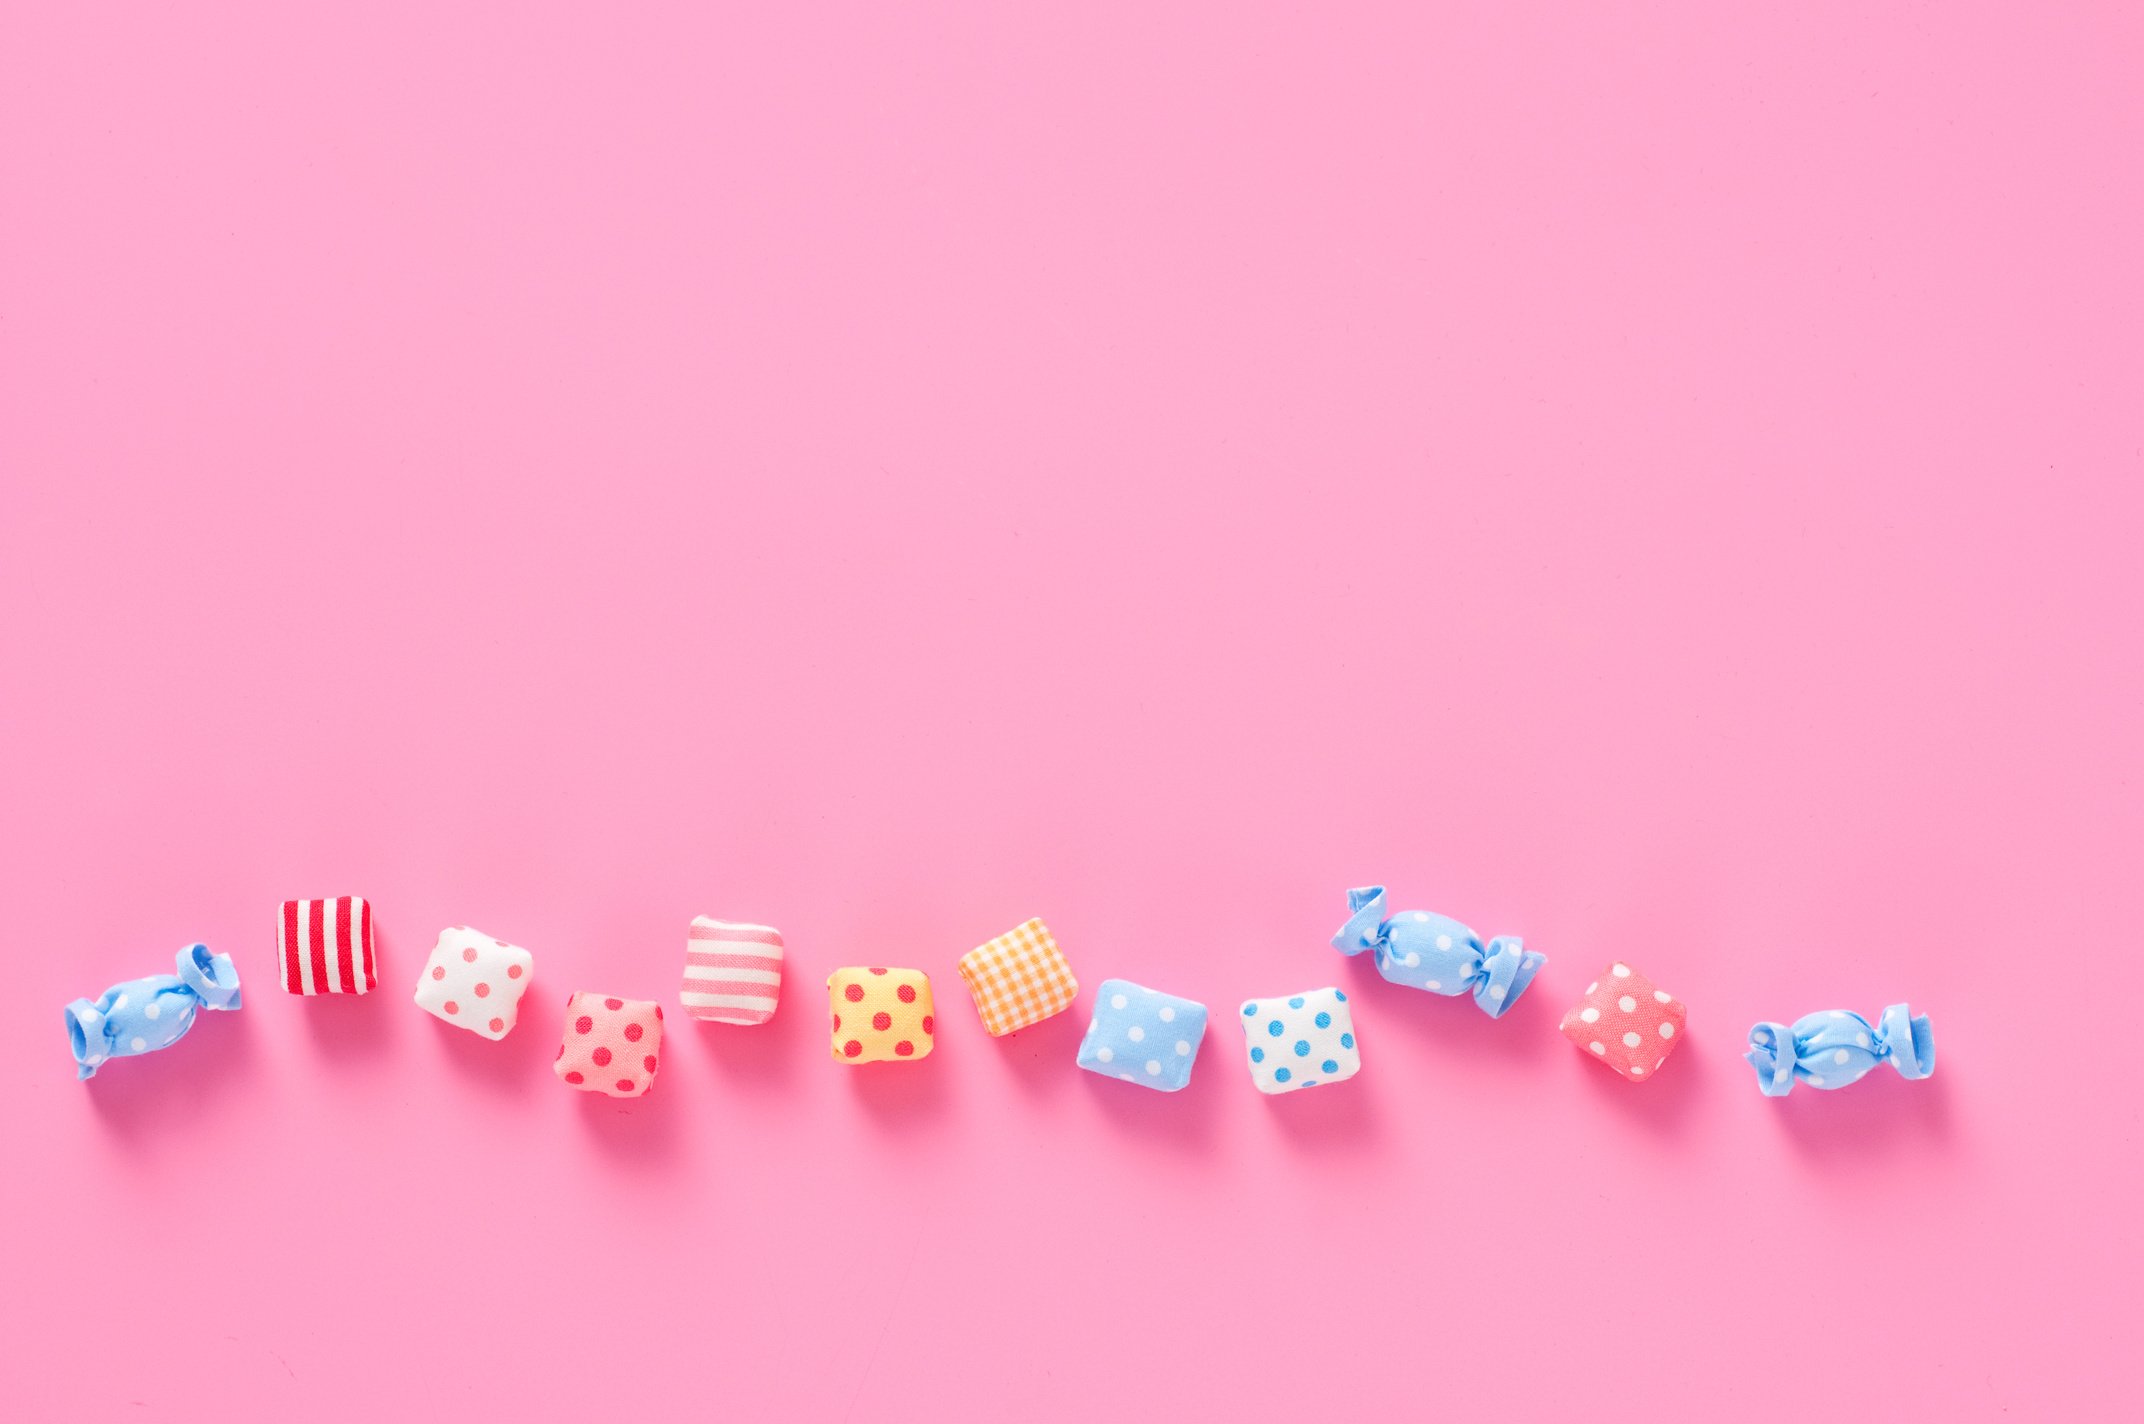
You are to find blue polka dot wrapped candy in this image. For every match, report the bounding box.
[1331,885,1544,1018]
[65,943,242,1081]
[1239,988,1359,1094]
[1744,1004,1934,1096]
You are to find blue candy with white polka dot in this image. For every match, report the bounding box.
[1332,885,1544,1018]
[1238,987,1360,1095]
[1745,1004,1934,1096]
[1076,979,1209,1092]
[65,943,243,1081]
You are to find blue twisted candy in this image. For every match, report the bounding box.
[66,943,242,1081]
[1744,1004,1933,1096]
[1331,885,1544,1018]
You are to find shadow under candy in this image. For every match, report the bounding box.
[299,989,398,1062]
[1340,950,1562,1071]
[1077,1052,1227,1149]
[424,1002,553,1102]
[987,1008,1088,1103]
[83,998,258,1139]
[1768,1057,1958,1164]
[691,994,804,1092]
[844,1050,955,1122]
[570,1074,688,1167]
[1263,1068,1387,1156]
[1566,1022,1707,1140]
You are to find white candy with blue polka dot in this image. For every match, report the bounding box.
[1238,987,1361,1095]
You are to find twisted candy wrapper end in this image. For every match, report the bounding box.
[1878,1003,1936,1081]
[1745,1022,1797,1096]
[1331,886,1388,955]
[1335,886,1543,1017]
[1746,1003,1935,1096]
[176,943,244,1012]
[68,943,242,1081]
[65,1001,107,1081]
[1473,935,1545,1019]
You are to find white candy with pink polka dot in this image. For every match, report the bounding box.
[413,927,534,1040]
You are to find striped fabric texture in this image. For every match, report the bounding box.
[957,917,1079,1037]
[278,896,377,995]
[681,917,783,1025]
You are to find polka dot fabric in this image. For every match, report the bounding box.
[1238,987,1360,1095]
[1744,1003,1934,1096]
[827,966,934,1064]
[554,992,663,1097]
[955,917,1078,1037]
[1557,961,1687,1083]
[65,943,242,1081]
[1332,884,1545,1019]
[413,927,534,1040]
[1074,978,1208,1092]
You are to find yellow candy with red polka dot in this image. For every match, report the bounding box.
[827,967,934,1063]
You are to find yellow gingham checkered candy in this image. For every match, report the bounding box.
[957,918,1079,1037]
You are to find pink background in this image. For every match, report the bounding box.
[4,4,2138,1419]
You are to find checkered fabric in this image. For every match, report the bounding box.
[956,917,1079,1037]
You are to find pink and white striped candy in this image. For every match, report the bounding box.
[681,917,783,1025]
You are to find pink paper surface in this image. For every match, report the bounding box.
[3,4,2138,1419]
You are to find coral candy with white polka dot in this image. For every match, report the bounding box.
[413,927,533,1040]
[1557,962,1686,1083]
[826,967,935,1064]
[554,992,663,1097]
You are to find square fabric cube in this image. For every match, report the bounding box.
[1559,961,1686,1082]
[413,927,533,1040]
[1076,979,1208,1092]
[555,993,663,1097]
[278,896,377,995]
[681,916,783,1025]
[1239,988,1360,1095]
[956,918,1078,1037]
[828,967,934,1063]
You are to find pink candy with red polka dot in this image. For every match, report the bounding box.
[555,991,663,1097]
[413,927,534,1040]
[1558,961,1687,1083]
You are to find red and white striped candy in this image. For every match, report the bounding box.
[279,896,377,995]
[681,917,782,1025]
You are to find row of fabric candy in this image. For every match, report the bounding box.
[65,886,1935,1098]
